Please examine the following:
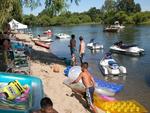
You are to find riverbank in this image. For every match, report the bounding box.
[16,33,104,113]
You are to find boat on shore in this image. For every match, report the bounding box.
[110,41,144,56]
[32,38,52,43]
[31,35,53,43]
[33,40,50,49]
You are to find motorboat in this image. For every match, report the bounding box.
[103,21,125,32]
[99,53,127,76]
[113,21,125,29]
[55,33,70,39]
[112,21,125,29]
[110,41,144,56]
[87,39,103,50]
[103,26,119,32]
[43,29,52,35]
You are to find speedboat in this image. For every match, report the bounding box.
[87,39,103,50]
[103,26,119,32]
[111,21,125,29]
[99,53,127,76]
[110,41,144,56]
[55,33,70,39]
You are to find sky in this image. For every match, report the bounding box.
[23,0,150,15]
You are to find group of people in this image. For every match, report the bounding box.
[34,34,97,113]
[69,34,86,66]
[35,62,98,113]
[69,35,98,113]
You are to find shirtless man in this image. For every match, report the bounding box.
[71,62,98,113]
[79,36,85,64]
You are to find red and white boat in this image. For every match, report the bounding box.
[34,40,50,49]
[43,29,52,35]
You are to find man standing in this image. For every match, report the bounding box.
[71,62,98,113]
[69,34,76,56]
[79,36,85,63]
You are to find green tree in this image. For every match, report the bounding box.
[101,0,116,13]
[134,3,141,12]
[114,11,128,24]
[116,0,141,13]
[0,0,15,30]
[10,0,23,22]
[23,14,38,26]
[86,7,101,22]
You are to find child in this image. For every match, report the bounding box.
[71,53,77,66]
[33,97,58,113]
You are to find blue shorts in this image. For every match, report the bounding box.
[86,86,95,105]
[71,48,76,55]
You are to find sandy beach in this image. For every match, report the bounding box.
[16,33,104,113]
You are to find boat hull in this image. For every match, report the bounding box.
[110,48,144,56]
[34,41,50,49]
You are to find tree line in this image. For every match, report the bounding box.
[0,0,150,31]
[22,0,150,26]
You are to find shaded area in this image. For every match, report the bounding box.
[31,49,66,66]
[145,74,150,87]
[68,92,93,113]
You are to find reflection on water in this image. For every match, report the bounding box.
[90,49,103,54]
[31,25,150,111]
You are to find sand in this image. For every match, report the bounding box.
[15,33,105,113]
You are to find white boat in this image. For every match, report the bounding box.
[87,39,103,50]
[110,41,144,56]
[103,27,119,32]
[55,33,70,39]
[111,21,125,29]
[39,38,53,42]
[43,29,52,35]
[31,35,53,42]
[99,53,127,76]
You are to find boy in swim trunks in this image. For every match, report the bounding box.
[71,62,98,113]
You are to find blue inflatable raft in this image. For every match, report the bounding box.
[94,77,124,93]
[64,66,123,94]
[0,72,44,113]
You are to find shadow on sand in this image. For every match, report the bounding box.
[67,92,93,113]
[31,49,65,66]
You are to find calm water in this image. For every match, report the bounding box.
[31,24,150,111]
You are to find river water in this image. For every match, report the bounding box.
[31,24,150,111]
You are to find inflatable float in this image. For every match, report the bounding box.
[65,66,116,96]
[94,77,124,93]
[94,99,148,113]
[0,72,44,113]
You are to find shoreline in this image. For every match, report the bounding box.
[16,33,104,113]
